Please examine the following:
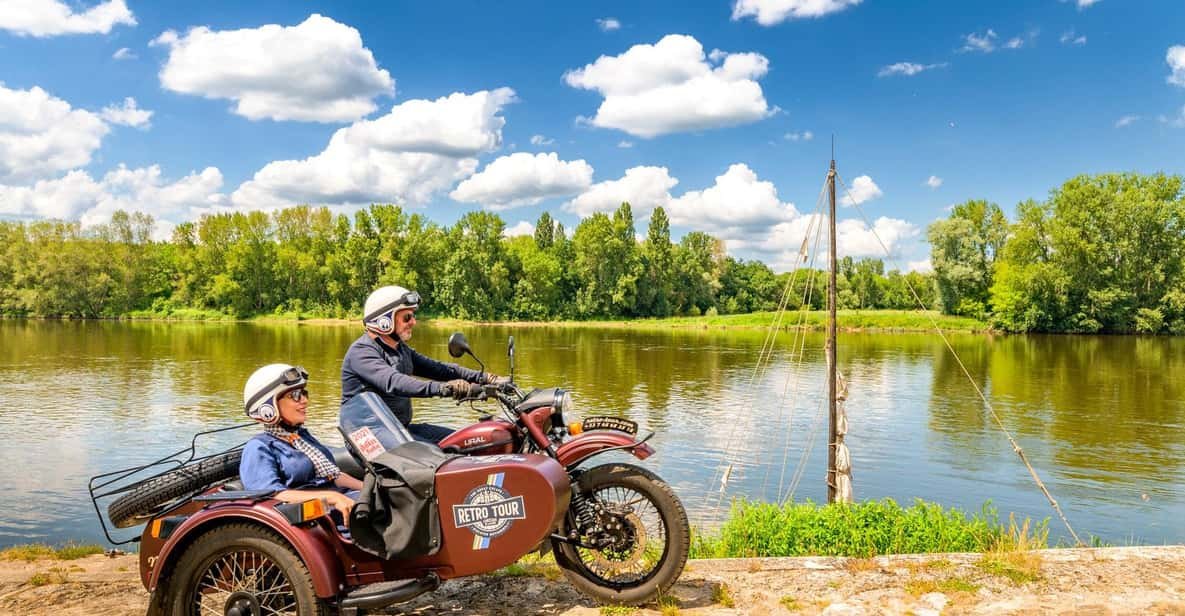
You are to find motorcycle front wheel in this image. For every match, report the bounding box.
[553,463,690,605]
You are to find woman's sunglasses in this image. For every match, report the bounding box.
[283,388,309,402]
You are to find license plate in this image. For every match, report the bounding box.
[582,416,638,435]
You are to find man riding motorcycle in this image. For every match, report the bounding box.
[340,285,505,443]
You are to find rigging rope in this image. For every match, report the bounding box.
[834,171,1084,546]
[702,176,830,525]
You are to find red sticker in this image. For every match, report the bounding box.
[350,426,385,460]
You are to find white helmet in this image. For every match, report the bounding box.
[243,364,308,424]
[363,285,421,335]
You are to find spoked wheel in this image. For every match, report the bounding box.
[164,524,330,616]
[553,464,690,605]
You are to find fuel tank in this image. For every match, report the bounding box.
[438,418,519,455]
[428,453,569,577]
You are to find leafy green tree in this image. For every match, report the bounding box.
[927,200,1007,317]
[672,231,724,314]
[639,207,674,316]
[991,173,1185,333]
[534,211,555,249]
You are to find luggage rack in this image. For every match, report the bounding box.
[87,422,254,545]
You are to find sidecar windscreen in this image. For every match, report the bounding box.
[340,392,414,462]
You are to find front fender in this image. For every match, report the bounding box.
[145,500,344,599]
[555,430,655,468]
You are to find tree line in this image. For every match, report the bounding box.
[0,202,936,321]
[928,172,1185,334]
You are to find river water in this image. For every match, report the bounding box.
[1,320,1182,548]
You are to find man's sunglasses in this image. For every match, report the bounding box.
[400,311,417,324]
[283,388,309,402]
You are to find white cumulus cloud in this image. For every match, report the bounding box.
[731,0,862,25]
[0,83,109,183]
[564,34,773,138]
[0,165,227,226]
[152,14,394,123]
[751,214,917,270]
[529,134,555,146]
[100,97,153,128]
[836,217,917,257]
[231,88,514,209]
[0,0,134,37]
[784,130,813,141]
[878,62,948,77]
[566,166,678,218]
[450,152,593,210]
[112,46,136,60]
[1168,46,1185,88]
[840,175,883,206]
[617,140,634,148]
[1060,30,1087,46]
[908,258,933,273]
[596,17,621,32]
[504,221,536,237]
[925,176,943,189]
[667,163,797,234]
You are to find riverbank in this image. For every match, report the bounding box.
[6,309,993,333]
[3,546,1182,615]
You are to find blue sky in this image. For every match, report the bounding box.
[1,0,1183,271]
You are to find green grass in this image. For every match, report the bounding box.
[47,307,991,333]
[440,309,990,333]
[904,576,982,596]
[1,543,104,562]
[690,498,1048,559]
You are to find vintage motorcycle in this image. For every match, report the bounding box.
[92,333,689,615]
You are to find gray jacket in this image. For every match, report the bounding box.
[341,333,482,425]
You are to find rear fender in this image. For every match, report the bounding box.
[145,501,344,599]
[555,430,655,468]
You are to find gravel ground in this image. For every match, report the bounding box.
[2,546,1183,615]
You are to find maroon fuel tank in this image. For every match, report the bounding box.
[438,418,519,455]
[405,454,568,578]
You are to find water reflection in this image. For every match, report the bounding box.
[0,321,1183,547]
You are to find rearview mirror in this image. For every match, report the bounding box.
[447,332,471,359]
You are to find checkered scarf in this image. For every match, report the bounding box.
[264,423,341,481]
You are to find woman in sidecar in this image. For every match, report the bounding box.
[239,363,362,521]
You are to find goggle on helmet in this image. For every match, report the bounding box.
[243,364,309,424]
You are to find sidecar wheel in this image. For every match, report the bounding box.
[553,463,690,606]
[164,523,330,616]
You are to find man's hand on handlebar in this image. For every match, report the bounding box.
[483,373,511,387]
[439,379,472,400]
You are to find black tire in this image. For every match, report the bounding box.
[108,450,242,528]
[553,463,690,606]
[162,524,330,616]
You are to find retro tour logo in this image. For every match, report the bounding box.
[452,472,526,550]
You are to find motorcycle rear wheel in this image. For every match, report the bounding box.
[163,523,330,616]
[553,463,690,606]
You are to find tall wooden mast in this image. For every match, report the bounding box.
[826,157,839,504]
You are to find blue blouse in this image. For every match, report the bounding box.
[239,429,344,494]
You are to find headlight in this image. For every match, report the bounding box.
[552,389,573,426]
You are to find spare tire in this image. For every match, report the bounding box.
[108,450,242,529]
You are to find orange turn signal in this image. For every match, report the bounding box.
[301,499,327,521]
[150,518,163,538]
[568,421,584,435]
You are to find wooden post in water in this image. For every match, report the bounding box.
[827,158,838,504]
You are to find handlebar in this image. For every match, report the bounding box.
[438,380,522,408]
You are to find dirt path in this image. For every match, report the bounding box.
[3,546,1183,615]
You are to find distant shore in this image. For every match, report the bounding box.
[4,309,993,334]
